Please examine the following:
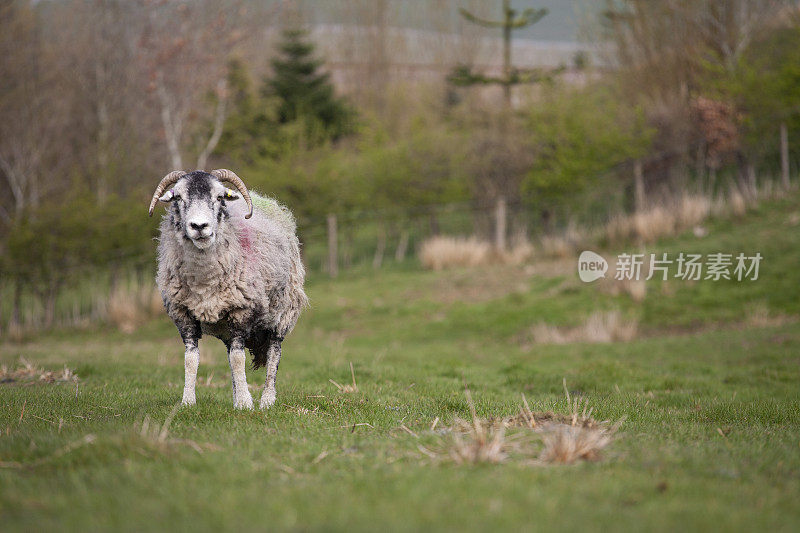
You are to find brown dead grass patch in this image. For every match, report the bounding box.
[605,195,712,246]
[108,281,163,334]
[0,358,78,384]
[330,362,359,393]
[745,304,796,328]
[437,387,620,466]
[526,310,638,346]
[539,423,616,463]
[540,223,584,259]
[418,236,533,271]
[132,404,217,454]
[599,276,647,303]
[419,237,491,270]
[448,389,509,464]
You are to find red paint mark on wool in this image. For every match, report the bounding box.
[239,227,252,255]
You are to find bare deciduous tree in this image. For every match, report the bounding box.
[0,1,65,221]
[602,0,788,189]
[138,0,245,170]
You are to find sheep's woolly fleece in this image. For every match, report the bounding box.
[250,193,297,234]
[157,187,307,330]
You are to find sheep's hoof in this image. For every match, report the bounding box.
[259,389,276,410]
[233,393,254,410]
[181,390,196,406]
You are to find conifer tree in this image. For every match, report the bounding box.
[267,28,352,140]
[449,1,555,106]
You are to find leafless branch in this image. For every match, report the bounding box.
[196,79,229,170]
[157,73,184,170]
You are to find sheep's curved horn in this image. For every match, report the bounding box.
[211,169,253,219]
[148,170,186,216]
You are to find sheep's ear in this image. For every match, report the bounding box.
[159,189,175,203]
[224,188,240,201]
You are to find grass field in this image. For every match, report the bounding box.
[1,193,799,532]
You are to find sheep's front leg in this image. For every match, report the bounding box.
[259,340,282,410]
[228,337,254,410]
[177,317,201,406]
[182,342,200,406]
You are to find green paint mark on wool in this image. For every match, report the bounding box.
[250,192,296,231]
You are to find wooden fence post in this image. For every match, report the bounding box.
[327,213,338,278]
[372,225,386,269]
[781,122,790,189]
[495,196,507,252]
[395,230,409,262]
[747,164,757,198]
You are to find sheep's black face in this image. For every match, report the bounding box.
[164,171,239,250]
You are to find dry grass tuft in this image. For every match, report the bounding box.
[745,304,795,328]
[676,194,712,228]
[134,406,180,449]
[582,311,638,342]
[502,240,535,265]
[505,393,603,430]
[726,189,748,217]
[108,281,163,334]
[329,362,358,393]
[419,237,491,270]
[450,424,508,464]
[539,423,615,464]
[418,236,534,270]
[539,223,584,259]
[605,194,712,245]
[449,389,509,464]
[528,310,638,346]
[285,404,321,416]
[535,385,619,464]
[539,235,572,259]
[606,206,671,244]
[418,183,786,271]
[0,358,78,384]
[536,182,786,259]
[537,192,718,259]
[618,279,647,303]
[632,205,675,243]
[4,322,25,343]
[440,386,620,466]
[132,404,214,454]
[0,434,97,470]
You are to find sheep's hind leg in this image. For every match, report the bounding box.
[228,337,254,410]
[259,340,282,410]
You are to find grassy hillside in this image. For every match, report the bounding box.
[1,193,799,531]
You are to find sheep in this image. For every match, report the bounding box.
[148,169,307,410]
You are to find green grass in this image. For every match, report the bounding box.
[1,193,799,532]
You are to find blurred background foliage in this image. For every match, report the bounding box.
[524,82,654,202]
[2,0,800,333]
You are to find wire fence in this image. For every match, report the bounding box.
[299,197,556,275]
[0,197,549,335]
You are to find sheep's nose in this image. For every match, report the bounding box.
[189,222,209,232]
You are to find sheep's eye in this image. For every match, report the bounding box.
[217,195,224,201]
